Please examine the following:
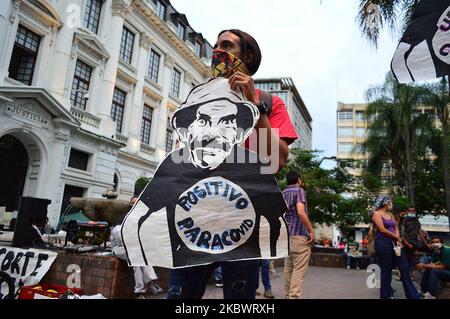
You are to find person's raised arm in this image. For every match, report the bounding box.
[423,263,447,270]
[228,71,289,171]
[255,113,289,170]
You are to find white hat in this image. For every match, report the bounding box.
[172,78,259,132]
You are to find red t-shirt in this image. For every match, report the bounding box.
[245,89,298,148]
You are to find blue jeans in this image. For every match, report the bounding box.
[258,259,271,291]
[375,235,421,299]
[428,269,450,297]
[215,266,222,283]
[166,260,259,299]
[346,255,362,268]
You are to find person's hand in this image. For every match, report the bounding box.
[405,242,414,250]
[416,263,425,270]
[228,71,259,105]
[307,232,315,245]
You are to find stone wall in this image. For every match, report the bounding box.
[41,252,134,299]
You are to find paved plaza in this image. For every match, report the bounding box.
[149,266,426,299]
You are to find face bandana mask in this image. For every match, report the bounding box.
[211,49,251,78]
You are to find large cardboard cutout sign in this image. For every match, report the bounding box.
[121,78,289,269]
[391,0,450,83]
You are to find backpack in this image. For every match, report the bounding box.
[259,90,273,117]
[367,212,396,257]
[440,245,450,268]
[367,224,377,257]
[401,217,428,252]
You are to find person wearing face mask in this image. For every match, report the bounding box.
[400,207,428,274]
[371,195,422,299]
[211,29,298,170]
[162,29,298,300]
[416,237,450,297]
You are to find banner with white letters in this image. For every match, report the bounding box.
[0,246,57,298]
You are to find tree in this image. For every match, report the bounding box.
[134,177,152,196]
[276,149,371,232]
[365,72,429,205]
[424,77,450,217]
[357,0,419,47]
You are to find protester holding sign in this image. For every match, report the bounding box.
[121,29,298,300]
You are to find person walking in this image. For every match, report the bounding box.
[214,266,223,288]
[282,171,314,299]
[256,260,274,298]
[371,195,421,299]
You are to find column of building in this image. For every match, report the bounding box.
[126,32,153,153]
[97,0,132,138]
[0,0,21,82]
[45,8,78,106]
[45,122,71,227]
[154,53,175,161]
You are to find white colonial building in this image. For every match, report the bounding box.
[0,0,213,228]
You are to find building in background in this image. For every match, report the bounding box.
[254,77,312,150]
[0,0,213,227]
[336,102,369,175]
[336,101,448,242]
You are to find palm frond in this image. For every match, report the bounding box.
[357,0,419,47]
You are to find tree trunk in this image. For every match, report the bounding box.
[405,131,415,206]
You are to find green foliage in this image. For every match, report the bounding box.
[362,74,449,215]
[392,195,409,214]
[277,149,372,231]
[357,0,420,47]
[134,177,152,196]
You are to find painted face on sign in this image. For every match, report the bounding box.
[187,100,244,170]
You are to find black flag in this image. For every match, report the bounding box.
[391,0,450,83]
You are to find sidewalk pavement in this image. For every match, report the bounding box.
[149,266,428,299]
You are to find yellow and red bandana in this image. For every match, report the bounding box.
[211,49,251,78]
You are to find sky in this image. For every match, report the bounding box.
[170,0,400,164]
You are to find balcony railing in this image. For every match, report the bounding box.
[70,107,100,129]
[141,143,155,154]
[115,133,129,145]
